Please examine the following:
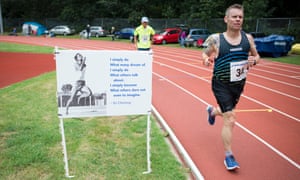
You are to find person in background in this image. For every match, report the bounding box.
[134,17,155,51]
[9,27,17,36]
[202,4,260,171]
[111,26,115,41]
[180,30,186,47]
[27,25,32,36]
[86,24,90,39]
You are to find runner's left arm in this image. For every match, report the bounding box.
[247,34,260,67]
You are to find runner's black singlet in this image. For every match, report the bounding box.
[213,31,250,84]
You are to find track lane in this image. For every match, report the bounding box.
[151,46,300,178]
[153,55,300,159]
[152,71,300,179]
[0,52,55,88]
[153,53,299,121]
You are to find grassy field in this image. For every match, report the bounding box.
[264,54,300,65]
[0,42,188,179]
[0,42,54,54]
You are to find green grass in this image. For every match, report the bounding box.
[0,42,54,54]
[0,74,187,180]
[264,54,300,65]
[0,42,188,179]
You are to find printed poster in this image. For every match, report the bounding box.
[55,50,152,118]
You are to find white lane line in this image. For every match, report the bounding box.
[152,105,205,180]
[249,72,300,88]
[247,81,300,101]
[236,122,300,170]
[292,76,300,79]
[253,68,300,79]
[242,95,300,122]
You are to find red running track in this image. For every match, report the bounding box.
[0,52,55,87]
[1,36,299,179]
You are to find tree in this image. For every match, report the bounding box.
[1,0,299,20]
[243,0,273,19]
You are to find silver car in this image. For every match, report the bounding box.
[184,28,211,47]
[80,26,106,38]
[49,25,75,36]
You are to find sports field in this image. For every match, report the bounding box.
[1,36,299,180]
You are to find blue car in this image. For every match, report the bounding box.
[115,28,134,42]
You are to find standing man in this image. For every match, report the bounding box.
[86,24,90,39]
[134,17,155,51]
[202,4,260,171]
[27,24,32,36]
[111,26,115,41]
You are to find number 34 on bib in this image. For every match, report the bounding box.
[230,60,248,82]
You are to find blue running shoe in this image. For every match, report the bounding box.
[224,155,240,170]
[206,105,215,125]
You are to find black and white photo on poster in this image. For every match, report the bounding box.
[55,50,152,118]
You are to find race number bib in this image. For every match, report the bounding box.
[141,34,148,43]
[230,60,248,82]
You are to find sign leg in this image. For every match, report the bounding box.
[59,118,75,178]
[143,111,152,174]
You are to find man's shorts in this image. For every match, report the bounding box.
[138,48,150,51]
[212,77,246,113]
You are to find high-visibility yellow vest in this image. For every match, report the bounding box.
[134,25,155,49]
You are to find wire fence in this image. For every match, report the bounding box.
[3,17,300,41]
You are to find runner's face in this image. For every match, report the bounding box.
[225,8,243,31]
[142,22,148,28]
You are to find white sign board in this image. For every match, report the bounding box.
[55,50,152,118]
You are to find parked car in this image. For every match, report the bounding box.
[153,28,182,44]
[49,25,75,36]
[80,26,106,38]
[184,28,211,47]
[114,28,135,41]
